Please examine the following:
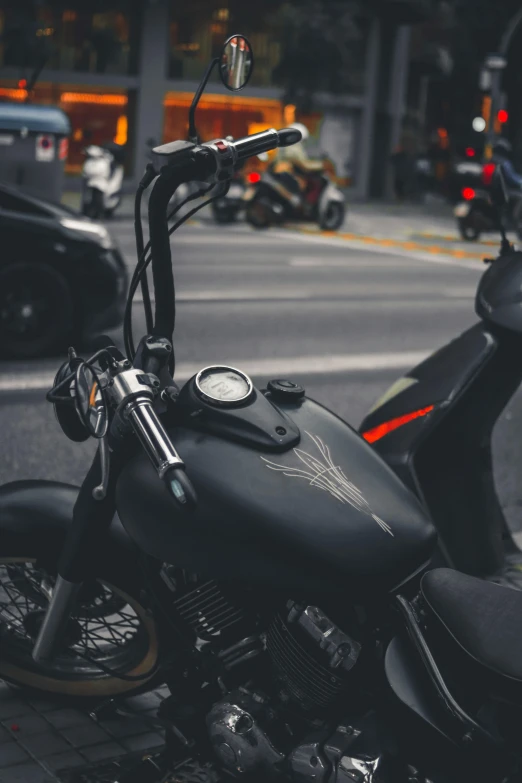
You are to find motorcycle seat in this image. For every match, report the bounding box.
[421,568,522,689]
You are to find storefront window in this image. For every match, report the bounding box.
[169,1,282,86]
[163,91,282,173]
[0,81,133,173]
[0,3,140,75]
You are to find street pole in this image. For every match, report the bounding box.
[483,55,506,160]
[483,8,522,160]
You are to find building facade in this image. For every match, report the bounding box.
[0,0,411,198]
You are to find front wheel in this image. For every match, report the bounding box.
[212,202,237,225]
[458,216,481,241]
[511,200,522,241]
[0,552,159,700]
[83,188,104,220]
[319,201,345,231]
[246,198,272,229]
[0,263,74,358]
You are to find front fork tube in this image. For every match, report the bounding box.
[32,447,122,663]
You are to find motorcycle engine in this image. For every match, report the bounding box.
[205,600,363,780]
[162,572,367,779]
[266,602,361,713]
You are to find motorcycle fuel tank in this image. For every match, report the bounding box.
[476,250,522,334]
[116,380,436,599]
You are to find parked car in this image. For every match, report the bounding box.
[0,183,127,358]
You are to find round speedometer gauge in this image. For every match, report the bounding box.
[195,366,253,406]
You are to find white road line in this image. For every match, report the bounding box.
[0,350,430,393]
[133,288,473,303]
[270,230,484,271]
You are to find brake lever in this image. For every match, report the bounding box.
[92,436,110,500]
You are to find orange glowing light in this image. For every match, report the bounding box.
[362,405,435,444]
[0,88,28,101]
[60,92,128,106]
[114,114,128,145]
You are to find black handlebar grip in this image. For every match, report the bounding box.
[277,128,303,147]
[163,466,197,511]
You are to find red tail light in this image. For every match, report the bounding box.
[482,162,496,186]
[361,405,435,444]
[248,171,261,184]
[462,187,475,201]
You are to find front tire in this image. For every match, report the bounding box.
[511,199,522,241]
[212,203,237,224]
[0,263,74,358]
[458,216,481,241]
[246,198,272,229]
[84,188,104,220]
[0,551,159,701]
[319,202,345,231]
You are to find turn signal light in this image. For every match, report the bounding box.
[248,171,261,183]
[462,187,475,201]
[361,405,435,444]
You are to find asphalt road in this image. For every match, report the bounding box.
[1,213,522,531]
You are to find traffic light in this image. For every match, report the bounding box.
[497,109,508,124]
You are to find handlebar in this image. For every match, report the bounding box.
[127,400,197,509]
[110,367,197,510]
[148,127,302,342]
[201,127,302,167]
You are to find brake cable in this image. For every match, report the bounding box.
[124,181,228,361]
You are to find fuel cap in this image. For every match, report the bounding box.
[267,379,305,402]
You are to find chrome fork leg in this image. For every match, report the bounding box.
[32,575,82,662]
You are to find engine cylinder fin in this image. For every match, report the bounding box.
[171,577,248,640]
[266,612,350,711]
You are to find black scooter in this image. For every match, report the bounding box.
[3,37,522,783]
[454,183,522,242]
[361,168,522,587]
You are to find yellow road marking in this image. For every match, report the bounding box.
[289,224,486,260]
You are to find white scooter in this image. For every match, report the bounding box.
[81,143,125,219]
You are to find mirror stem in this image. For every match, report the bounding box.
[188,58,219,144]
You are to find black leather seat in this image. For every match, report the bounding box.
[421,568,522,684]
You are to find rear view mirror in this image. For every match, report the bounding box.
[219,35,253,91]
[188,33,253,143]
[491,164,509,209]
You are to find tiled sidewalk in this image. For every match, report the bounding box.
[0,680,168,782]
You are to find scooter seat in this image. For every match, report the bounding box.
[421,568,522,686]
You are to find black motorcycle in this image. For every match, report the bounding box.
[2,36,522,783]
[361,169,522,588]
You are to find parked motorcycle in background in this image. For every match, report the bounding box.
[454,181,522,241]
[455,142,522,241]
[81,142,125,219]
[244,123,345,230]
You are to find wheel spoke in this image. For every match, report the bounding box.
[0,563,147,674]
